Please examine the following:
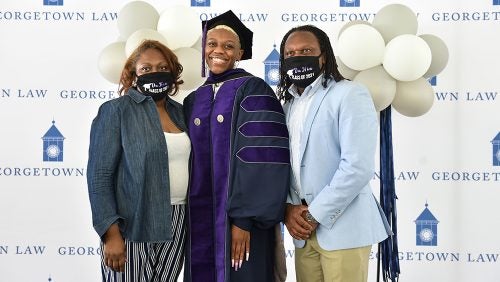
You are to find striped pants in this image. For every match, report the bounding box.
[101,204,186,282]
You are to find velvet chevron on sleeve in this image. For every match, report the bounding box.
[227,77,290,230]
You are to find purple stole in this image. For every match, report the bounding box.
[188,75,250,282]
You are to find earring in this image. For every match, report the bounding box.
[234,60,240,68]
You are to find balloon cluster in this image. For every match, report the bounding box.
[97,1,204,90]
[336,4,449,117]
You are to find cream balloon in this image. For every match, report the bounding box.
[337,24,385,71]
[353,66,396,112]
[117,1,159,39]
[335,56,359,80]
[125,29,169,57]
[392,77,435,117]
[419,34,449,78]
[372,3,418,43]
[174,47,205,90]
[158,6,200,50]
[98,42,127,84]
[383,34,432,82]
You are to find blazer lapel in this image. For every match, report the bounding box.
[299,80,336,161]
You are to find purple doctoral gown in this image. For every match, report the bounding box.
[183,69,290,282]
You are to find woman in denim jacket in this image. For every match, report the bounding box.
[87,40,189,282]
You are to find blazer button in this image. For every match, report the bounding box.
[194,118,201,126]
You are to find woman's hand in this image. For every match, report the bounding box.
[103,224,126,272]
[231,224,250,271]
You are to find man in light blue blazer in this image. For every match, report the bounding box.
[277,25,392,282]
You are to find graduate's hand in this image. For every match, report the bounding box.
[284,204,313,240]
[103,223,126,272]
[231,224,250,271]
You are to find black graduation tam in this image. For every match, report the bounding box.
[202,10,253,60]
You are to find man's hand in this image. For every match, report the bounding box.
[284,204,314,240]
[302,210,319,231]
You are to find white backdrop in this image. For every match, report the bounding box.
[1,0,499,281]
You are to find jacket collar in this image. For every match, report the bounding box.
[288,73,324,99]
[127,88,148,103]
[126,87,186,131]
[299,78,338,159]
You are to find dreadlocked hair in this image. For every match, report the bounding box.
[276,25,345,103]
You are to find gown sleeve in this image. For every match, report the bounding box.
[227,77,291,230]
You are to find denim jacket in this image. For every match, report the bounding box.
[87,88,187,242]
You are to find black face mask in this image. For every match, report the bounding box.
[136,72,174,101]
[283,55,321,89]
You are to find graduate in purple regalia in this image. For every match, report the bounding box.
[183,10,290,282]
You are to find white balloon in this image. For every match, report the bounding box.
[116,35,127,42]
[174,47,205,90]
[191,35,203,53]
[392,77,435,117]
[337,24,385,71]
[354,65,396,112]
[335,56,359,80]
[338,20,370,38]
[117,1,159,39]
[158,6,200,50]
[383,34,432,82]
[372,4,418,43]
[98,42,126,84]
[125,29,169,57]
[419,34,449,78]
[171,89,191,104]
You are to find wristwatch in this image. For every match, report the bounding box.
[305,211,318,224]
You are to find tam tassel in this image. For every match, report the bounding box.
[201,21,208,77]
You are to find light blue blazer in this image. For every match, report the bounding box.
[284,78,391,251]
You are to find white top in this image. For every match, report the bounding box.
[286,75,323,199]
[164,132,191,205]
[213,82,222,98]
